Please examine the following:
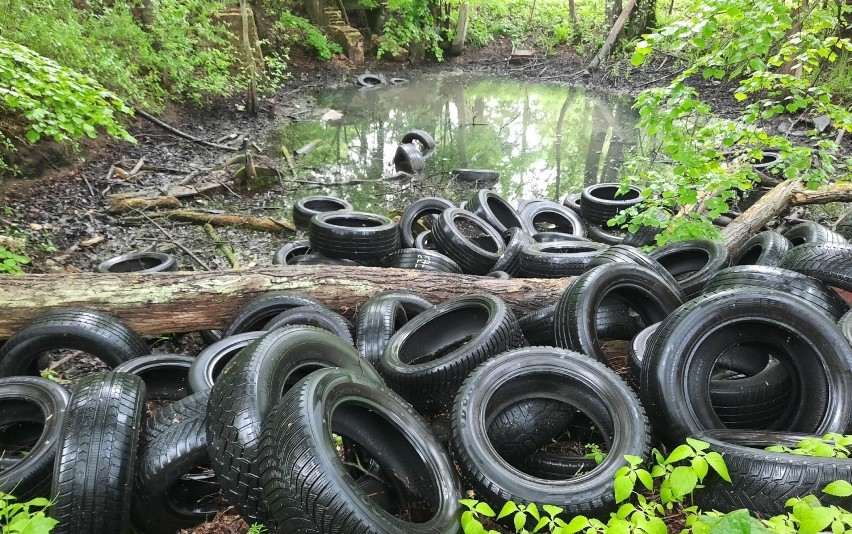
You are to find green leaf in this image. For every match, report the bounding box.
[686,438,710,452]
[665,444,695,464]
[697,509,773,534]
[533,516,550,533]
[476,502,496,517]
[705,452,731,482]
[668,465,698,500]
[631,52,647,67]
[542,504,563,518]
[496,502,515,519]
[823,480,852,497]
[734,92,748,101]
[25,130,40,143]
[514,510,527,532]
[624,455,643,467]
[691,456,709,482]
[636,469,654,491]
[527,503,540,520]
[797,506,836,534]
[559,515,589,534]
[614,474,634,503]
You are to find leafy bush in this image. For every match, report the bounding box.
[0,246,30,275]
[0,38,134,146]
[274,12,343,61]
[617,0,852,245]
[379,0,445,60]
[0,493,57,533]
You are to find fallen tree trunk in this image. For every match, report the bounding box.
[723,180,852,252]
[0,266,571,338]
[128,209,296,233]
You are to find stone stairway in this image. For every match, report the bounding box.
[323,5,365,64]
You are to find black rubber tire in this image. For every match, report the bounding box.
[837,210,852,241]
[132,391,219,534]
[692,429,852,516]
[393,143,426,174]
[554,263,684,363]
[198,329,222,346]
[450,347,651,517]
[355,296,409,368]
[533,232,590,243]
[432,208,505,275]
[97,251,177,273]
[258,367,461,533]
[51,372,146,534]
[841,309,852,346]
[517,453,599,480]
[399,197,454,248]
[382,248,462,273]
[629,323,792,427]
[487,270,511,279]
[580,183,643,227]
[292,196,352,228]
[640,288,852,445]
[264,306,355,345]
[114,354,194,402]
[380,293,526,414]
[400,129,436,158]
[272,240,312,265]
[0,309,149,378]
[782,221,847,246]
[518,241,609,278]
[466,190,527,234]
[356,74,385,87]
[620,208,670,248]
[519,200,586,238]
[187,332,263,393]
[223,291,326,337]
[309,211,401,262]
[778,243,852,292]
[587,224,624,245]
[587,244,685,301]
[649,239,731,298]
[414,229,437,250]
[562,193,582,212]
[518,305,558,346]
[709,358,792,429]
[0,377,69,500]
[489,227,534,276]
[731,230,791,267]
[703,265,849,320]
[206,326,381,525]
[487,399,574,462]
[369,290,434,318]
[451,168,500,182]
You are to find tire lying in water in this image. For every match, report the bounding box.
[258,367,461,534]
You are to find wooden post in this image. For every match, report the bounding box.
[587,0,637,71]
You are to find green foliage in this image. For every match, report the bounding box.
[247,524,267,534]
[585,443,606,465]
[0,38,134,146]
[0,246,30,275]
[0,0,242,109]
[0,493,57,533]
[618,0,852,244]
[766,433,852,458]
[274,12,342,61]
[379,0,445,60]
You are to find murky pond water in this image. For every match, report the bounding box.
[268,72,637,212]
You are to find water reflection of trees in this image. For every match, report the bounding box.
[271,75,636,210]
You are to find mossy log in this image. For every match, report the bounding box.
[0,266,571,338]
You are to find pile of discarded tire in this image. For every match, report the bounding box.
[3,188,852,534]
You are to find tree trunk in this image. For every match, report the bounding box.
[569,0,580,24]
[0,267,571,338]
[838,0,852,38]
